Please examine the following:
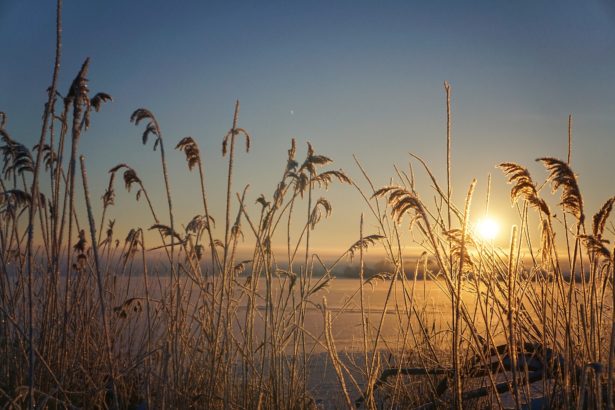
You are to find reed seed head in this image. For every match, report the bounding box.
[592,197,614,237]
[373,186,428,225]
[131,108,161,150]
[537,157,584,223]
[176,137,200,171]
[499,162,550,216]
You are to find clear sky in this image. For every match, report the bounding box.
[2,1,615,254]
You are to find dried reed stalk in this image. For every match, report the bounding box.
[24,1,62,406]
[79,155,118,409]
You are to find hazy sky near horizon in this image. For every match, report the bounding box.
[2,1,615,253]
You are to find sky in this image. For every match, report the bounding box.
[1,1,615,256]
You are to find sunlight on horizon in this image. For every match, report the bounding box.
[475,217,500,241]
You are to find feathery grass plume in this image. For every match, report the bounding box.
[285,142,344,200]
[299,142,332,176]
[0,111,6,128]
[580,235,611,261]
[537,157,584,223]
[274,268,296,283]
[445,228,475,271]
[593,197,614,237]
[61,59,90,135]
[176,136,200,171]
[286,138,298,171]
[185,216,208,258]
[109,164,140,191]
[309,197,332,229]
[311,170,352,189]
[230,222,244,241]
[149,224,183,242]
[186,214,214,233]
[65,58,90,105]
[100,191,115,217]
[124,228,142,259]
[233,260,252,275]
[255,194,270,209]
[306,276,332,297]
[271,181,287,210]
[130,108,162,150]
[540,219,554,264]
[347,234,385,260]
[1,130,34,178]
[32,143,57,171]
[222,116,251,157]
[578,197,615,263]
[111,164,150,213]
[83,91,112,130]
[98,172,117,212]
[365,272,394,289]
[372,186,428,224]
[110,166,144,203]
[0,189,31,214]
[498,162,550,216]
[90,92,112,112]
[290,171,309,197]
[73,229,87,253]
[67,58,100,131]
[101,219,115,245]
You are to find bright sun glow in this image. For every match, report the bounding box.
[476,217,500,241]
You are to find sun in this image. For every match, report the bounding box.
[476,217,500,241]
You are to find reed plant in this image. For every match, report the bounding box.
[345,90,614,409]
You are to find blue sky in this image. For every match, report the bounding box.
[2,1,615,251]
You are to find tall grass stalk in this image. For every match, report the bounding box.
[24,1,62,406]
[79,155,118,409]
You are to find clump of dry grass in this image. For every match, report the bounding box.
[342,83,613,409]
